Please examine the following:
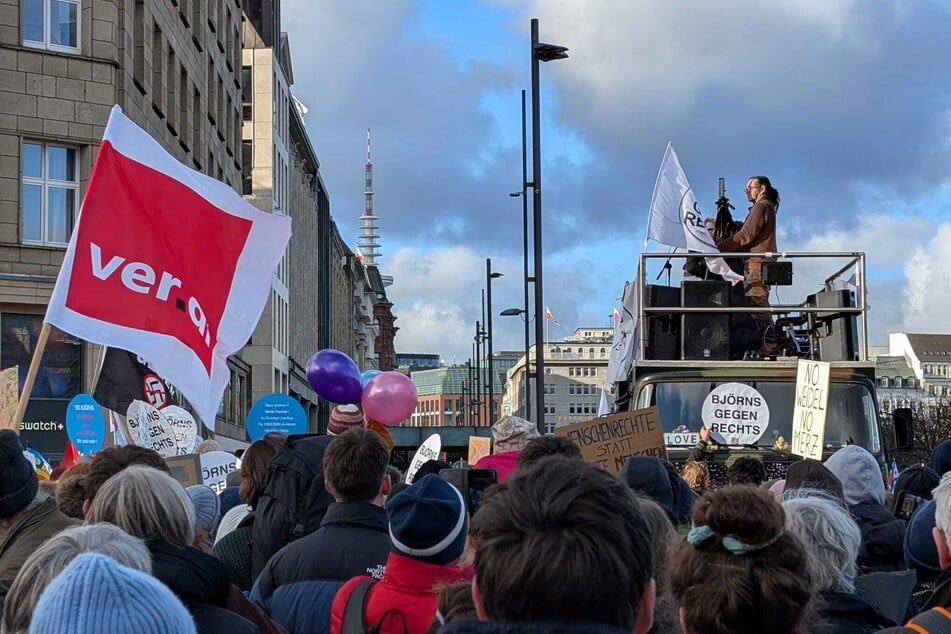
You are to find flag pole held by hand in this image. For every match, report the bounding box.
[10,322,51,432]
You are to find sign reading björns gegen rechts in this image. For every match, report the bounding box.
[246,394,308,441]
[200,450,238,494]
[791,359,831,460]
[65,394,105,454]
[701,382,770,446]
[556,407,666,475]
[406,434,441,484]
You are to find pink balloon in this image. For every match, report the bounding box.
[361,372,418,426]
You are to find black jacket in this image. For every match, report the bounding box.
[819,590,895,633]
[439,621,634,634]
[148,539,259,634]
[250,501,391,634]
[850,500,907,573]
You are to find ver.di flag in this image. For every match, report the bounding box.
[646,143,743,285]
[46,106,292,426]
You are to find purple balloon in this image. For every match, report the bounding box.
[306,349,363,405]
[362,372,418,426]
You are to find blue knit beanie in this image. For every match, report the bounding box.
[29,553,196,634]
[387,474,468,566]
[186,485,220,535]
[904,498,942,582]
[930,441,951,477]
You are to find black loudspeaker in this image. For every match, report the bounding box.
[807,289,859,362]
[645,284,680,360]
[681,281,730,360]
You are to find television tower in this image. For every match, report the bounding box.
[358,128,381,266]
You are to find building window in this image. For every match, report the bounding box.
[21,142,78,246]
[23,0,80,52]
[241,65,252,120]
[241,141,252,194]
[894,377,903,388]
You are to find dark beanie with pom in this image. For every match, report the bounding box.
[0,430,38,518]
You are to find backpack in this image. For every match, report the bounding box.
[896,607,951,633]
[340,580,409,634]
[251,434,335,580]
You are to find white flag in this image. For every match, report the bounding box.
[606,280,640,385]
[646,143,743,284]
[598,388,610,417]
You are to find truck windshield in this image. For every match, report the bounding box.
[640,380,881,454]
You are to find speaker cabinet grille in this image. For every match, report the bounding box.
[681,281,730,360]
[806,289,858,362]
[645,284,680,361]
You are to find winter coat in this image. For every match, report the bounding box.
[213,512,254,591]
[819,590,896,633]
[148,538,276,634]
[473,451,520,483]
[438,621,635,634]
[851,500,907,573]
[716,198,777,255]
[251,501,391,634]
[331,552,463,634]
[620,456,675,520]
[0,496,76,603]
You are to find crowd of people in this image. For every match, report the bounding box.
[5,410,951,633]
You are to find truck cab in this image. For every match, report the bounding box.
[614,251,910,480]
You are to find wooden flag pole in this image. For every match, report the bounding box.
[9,322,52,432]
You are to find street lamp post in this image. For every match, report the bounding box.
[530,17,568,435]
[509,88,532,423]
[486,259,503,426]
[500,307,531,419]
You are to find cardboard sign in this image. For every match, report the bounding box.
[0,366,18,430]
[163,405,198,455]
[406,434,441,484]
[467,436,491,465]
[65,394,106,454]
[200,450,238,493]
[556,406,666,475]
[246,393,308,441]
[791,359,831,460]
[701,382,770,446]
[165,453,203,487]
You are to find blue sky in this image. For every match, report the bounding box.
[283,0,951,363]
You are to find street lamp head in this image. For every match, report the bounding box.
[500,308,525,317]
[509,191,522,198]
[490,272,503,279]
[535,42,569,62]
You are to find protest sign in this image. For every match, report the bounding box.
[246,393,308,441]
[165,453,203,487]
[406,434,441,484]
[556,406,666,475]
[65,394,106,454]
[700,382,770,446]
[791,359,830,460]
[0,367,18,429]
[200,450,238,493]
[127,400,176,457]
[467,436,491,465]
[163,405,199,455]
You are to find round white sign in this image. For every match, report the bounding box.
[405,434,442,484]
[164,405,199,455]
[200,450,238,494]
[700,382,770,446]
[127,400,177,457]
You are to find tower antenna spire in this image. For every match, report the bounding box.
[358,128,381,266]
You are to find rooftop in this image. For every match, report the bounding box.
[905,334,951,363]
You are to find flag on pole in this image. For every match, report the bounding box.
[93,347,175,415]
[355,247,367,263]
[23,444,52,479]
[612,307,620,321]
[598,388,610,417]
[646,143,743,284]
[45,106,292,426]
[61,440,81,468]
[606,280,639,385]
[545,306,561,327]
[889,459,900,492]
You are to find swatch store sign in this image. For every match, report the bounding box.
[1,315,81,456]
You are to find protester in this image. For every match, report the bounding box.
[783,458,845,503]
[331,474,467,634]
[901,475,951,623]
[217,486,244,521]
[893,465,940,512]
[929,440,951,477]
[54,475,87,520]
[825,445,906,572]
[430,582,477,632]
[634,495,679,634]
[620,456,677,523]
[327,404,365,436]
[28,553,196,634]
[904,498,942,607]
[515,436,582,471]
[681,460,711,497]
[186,485,220,553]
[472,416,540,482]
[213,433,285,589]
[438,457,656,634]
[661,461,695,525]
[671,486,813,634]
[414,460,451,480]
[783,490,895,632]
[0,430,75,605]
[81,445,170,515]
[86,465,273,634]
[3,523,152,633]
[726,456,767,486]
[252,427,392,633]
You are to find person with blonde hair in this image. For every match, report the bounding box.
[87,466,279,634]
[2,523,151,633]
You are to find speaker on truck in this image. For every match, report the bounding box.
[806,289,859,362]
[681,281,730,360]
[645,284,680,361]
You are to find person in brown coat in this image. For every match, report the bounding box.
[717,175,780,355]
[0,430,76,605]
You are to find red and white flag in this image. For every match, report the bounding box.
[612,307,621,321]
[545,305,561,327]
[46,106,291,426]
